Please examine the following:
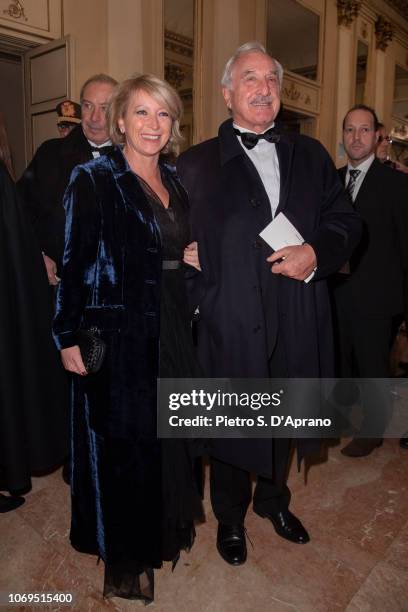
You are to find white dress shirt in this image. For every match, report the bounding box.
[88,139,112,158]
[233,122,280,218]
[345,153,375,201]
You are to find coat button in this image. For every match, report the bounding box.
[250,197,260,208]
[252,239,262,249]
[252,324,261,333]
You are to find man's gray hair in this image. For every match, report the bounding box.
[221,41,283,90]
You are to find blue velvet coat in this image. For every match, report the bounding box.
[53,147,188,567]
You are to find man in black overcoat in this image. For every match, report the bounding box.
[177,42,362,566]
[18,73,117,282]
[333,104,408,457]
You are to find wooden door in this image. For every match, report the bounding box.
[24,35,73,159]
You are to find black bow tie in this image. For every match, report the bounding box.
[90,145,113,156]
[234,127,280,149]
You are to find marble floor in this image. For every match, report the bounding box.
[1,439,407,612]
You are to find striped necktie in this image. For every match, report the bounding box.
[346,169,361,201]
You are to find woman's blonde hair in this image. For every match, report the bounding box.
[108,74,183,157]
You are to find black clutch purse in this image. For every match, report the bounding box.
[77,327,106,374]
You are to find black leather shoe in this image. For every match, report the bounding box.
[254,508,310,544]
[0,492,25,513]
[400,435,408,449]
[216,523,247,565]
[341,438,383,457]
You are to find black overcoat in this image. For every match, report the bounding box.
[177,119,362,473]
[0,162,68,491]
[17,126,94,268]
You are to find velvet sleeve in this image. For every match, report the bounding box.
[53,166,101,350]
[307,144,363,280]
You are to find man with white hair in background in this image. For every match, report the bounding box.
[178,42,361,565]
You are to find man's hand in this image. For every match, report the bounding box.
[267,244,317,281]
[61,346,87,375]
[183,241,201,271]
[42,253,59,286]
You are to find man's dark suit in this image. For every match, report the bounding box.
[333,159,408,409]
[18,126,94,270]
[335,159,408,324]
[177,119,362,523]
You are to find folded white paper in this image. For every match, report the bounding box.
[260,212,304,250]
[259,212,314,283]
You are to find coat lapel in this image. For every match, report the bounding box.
[108,147,157,226]
[352,158,380,209]
[274,134,295,216]
[338,165,347,185]
[160,162,189,214]
[218,122,295,218]
[338,159,380,210]
[63,125,93,167]
[218,119,273,225]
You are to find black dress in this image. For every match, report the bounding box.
[102,171,203,602]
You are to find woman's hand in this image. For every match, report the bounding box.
[42,254,59,286]
[183,241,201,271]
[61,346,87,375]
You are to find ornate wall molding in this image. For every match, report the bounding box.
[0,0,62,40]
[375,15,394,51]
[337,0,362,27]
[164,29,193,60]
[282,81,311,105]
[164,63,186,89]
[3,0,27,21]
[390,122,408,141]
[360,20,368,40]
[281,76,319,114]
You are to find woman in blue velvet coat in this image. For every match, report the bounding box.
[53,75,202,603]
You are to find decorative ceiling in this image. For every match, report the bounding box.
[384,0,408,22]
